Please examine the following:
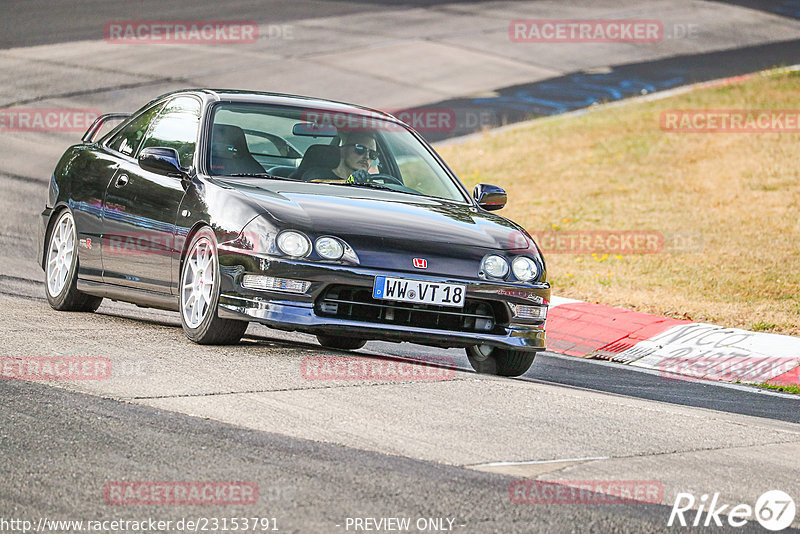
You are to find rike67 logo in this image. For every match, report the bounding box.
[668,490,796,531]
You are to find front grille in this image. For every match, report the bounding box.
[315,285,508,334]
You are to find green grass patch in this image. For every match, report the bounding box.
[751,382,800,395]
[751,321,779,332]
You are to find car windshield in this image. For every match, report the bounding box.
[207,103,468,202]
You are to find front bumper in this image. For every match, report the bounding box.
[216,251,549,351]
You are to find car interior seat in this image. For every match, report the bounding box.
[289,144,341,179]
[210,124,265,175]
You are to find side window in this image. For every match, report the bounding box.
[138,96,202,169]
[106,103,164,158]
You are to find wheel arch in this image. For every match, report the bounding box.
[177,221,212,283]
[41,202,72,270]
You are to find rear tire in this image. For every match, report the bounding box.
[44,209,103,312]
[316,334,367,351]
[180,227,248,345]
[466,344,535,377]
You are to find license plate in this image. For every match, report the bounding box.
[372,276,466,308]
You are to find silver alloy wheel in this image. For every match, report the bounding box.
[181,236,216,329]
[46,211,76,297]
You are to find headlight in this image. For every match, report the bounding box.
[512,256,539,282]
[482,254,509,279]
[277,230,311,257]
[315,237,345,260]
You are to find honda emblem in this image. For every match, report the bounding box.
[413,258,428,269]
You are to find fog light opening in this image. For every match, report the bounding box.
[471,302,495,332]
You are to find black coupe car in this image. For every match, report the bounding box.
[38,89,550,376]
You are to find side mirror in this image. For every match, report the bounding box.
[473,183,507,211]
[138,147,187,178]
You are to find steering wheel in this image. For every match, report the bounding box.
[366,173,404,186]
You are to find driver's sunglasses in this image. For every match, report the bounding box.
[345,143,379,160]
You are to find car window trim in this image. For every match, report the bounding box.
[101,101,165,154]
[134,94,204,170]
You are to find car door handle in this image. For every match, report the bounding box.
[114,174,129,188]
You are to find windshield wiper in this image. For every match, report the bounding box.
[338,181,427,197]
[330,181,395,192]
[225,172,299,181]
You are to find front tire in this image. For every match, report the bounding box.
[44,209,102,312]
[180,227,248,345]
[316,334,367,351]
[466,344,535,377]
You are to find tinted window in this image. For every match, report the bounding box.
[209,103,467,202]
[245,132,281,157]
[391,134,456,200]
[139,96,202,168]
[106,103,164,158]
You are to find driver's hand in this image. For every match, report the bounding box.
[346,170,371,184]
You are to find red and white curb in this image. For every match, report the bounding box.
[547,297,800,387]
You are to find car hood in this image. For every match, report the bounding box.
[217,179,532,252]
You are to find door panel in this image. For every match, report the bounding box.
[100,96,200,293]
[67,150,118,282]
[101,162,185,292]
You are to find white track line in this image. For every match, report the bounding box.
[471,456,610,468]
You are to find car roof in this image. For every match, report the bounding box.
[154,88,400,123]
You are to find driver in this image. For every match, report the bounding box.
[303,132,378,182]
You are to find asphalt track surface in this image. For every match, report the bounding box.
[417,38,800,142]
[1,378,784,534]
[2,1,800,533]
[3,0,799,50]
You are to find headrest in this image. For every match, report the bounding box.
[211,124,249,156]
[299,144,340,170]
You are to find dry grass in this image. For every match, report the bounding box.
[437,70,800,335]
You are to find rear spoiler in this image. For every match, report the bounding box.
[81,113,131,143]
